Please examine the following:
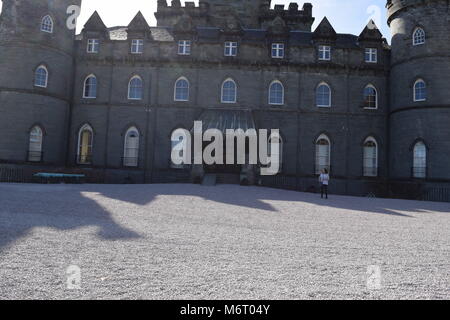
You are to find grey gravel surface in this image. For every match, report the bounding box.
[0,183,448,300]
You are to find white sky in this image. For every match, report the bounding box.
[77,0,391,38]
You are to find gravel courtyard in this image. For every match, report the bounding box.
[0,183,448,300]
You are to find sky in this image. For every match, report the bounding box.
[77,0,391,39]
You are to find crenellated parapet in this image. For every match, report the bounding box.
[260,3,315,32]
[155,0,209,28]
[386,0,449,24]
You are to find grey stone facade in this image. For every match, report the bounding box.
[0,0,449,200]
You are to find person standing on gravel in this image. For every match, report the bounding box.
[319,169,330,199]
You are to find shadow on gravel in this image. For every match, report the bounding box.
[81,184,449,218]
[0,184,141,251]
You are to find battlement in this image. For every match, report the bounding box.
[386,0,446,24]
[260,2,314,31]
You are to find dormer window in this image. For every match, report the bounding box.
[318,45,331,61]
[178,40,191,55]
[131,39,144,54]
[271,43,284,59]
[224,41,238,57]
[365,48,377,63]
[87,39,100,53]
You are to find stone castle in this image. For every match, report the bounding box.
[0,0,449,201]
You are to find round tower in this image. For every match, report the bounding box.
[0,0,81,166]
[387,0,450,185]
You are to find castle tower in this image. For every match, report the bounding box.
[387,0,450,184]
[0,0,81,165]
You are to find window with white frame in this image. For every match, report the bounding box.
[365,48,377,63]
[315,134,331,174]
[128,76,143,100]
[413,141,427,178]
[41,15,53,33]
[131,39,144,54]
[221,79,237,103]
[318,45,331,61]
[178,40,191,55]
[413,28,426,46]
[363,84,378,109]
[271,43,285,59]
[363,137,378,177]
[87,39,100,53]
[224,41,238,57]
[174,77,190,101]
[267,135,283,173]
[171,130,188,169]
[77,124,93,164]
[414,79,427,102]
[28,126,43,162]
[316,82,331,107]
[83,75,97,98]
[34,66,48,88]
[269,80,284,105]
[123,127,140,167]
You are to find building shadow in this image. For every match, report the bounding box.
[0,184,141,251]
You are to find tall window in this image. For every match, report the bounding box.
[315,134,331,174]
[221,78,237,103]
[269,80,284,105]
[77,124,93,164]
[414,79,427,102]
[41,15,53,33]
[123,127,140,167]
[87,39,100,53]
[316,82,331,107]
[28,126,43,162]
[271,43,284,59]
[267,135,283,173]
[413,28,426,46]
[318,45,331,61]
[131,39,144,54]
[365,48,377,63]
[83,75,97,98]
[178,40,191,55]
[224,41,238,57]
[171,130,188,169]
[34,66,48,88]
[413,141,427,178]
[128,76,143,100]
[363,85,378,109]
[363,137,378,177]
[174,77,190,101]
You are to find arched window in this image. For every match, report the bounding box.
[413,141,427,178]
[414,79,427,102]
[128,76,143,100]
[316,82,331,107]
[174,77,190,101]
[267,135,283,173]
[363,137,378,177]
[315,134,331,174]
[34,66,48,88]
[171,129,189,169]
[269,80,284,105]
[221,78,237,103]
[77,124,93,164]
[363,85,378,109]
[28,126,43,162]
[413,27,426,46]
[83,75,97,99]
[123,127,140,167]
[41,15,53,33]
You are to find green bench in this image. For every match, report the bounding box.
[33,173,86,184]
